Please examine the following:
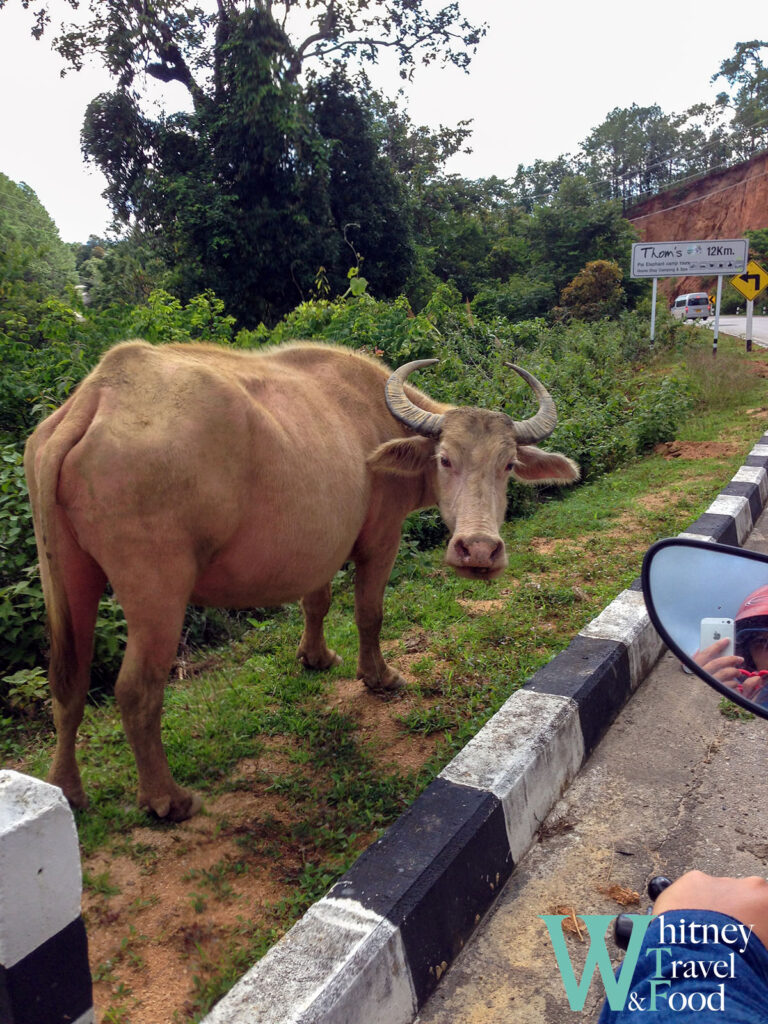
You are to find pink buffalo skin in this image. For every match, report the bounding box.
[25,340,579,820]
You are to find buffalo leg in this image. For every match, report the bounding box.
[352,531,405,692]
[297,584,342,670]
[47,558,106,808]
[113,584,201,821]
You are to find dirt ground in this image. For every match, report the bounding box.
[653,439,746,459]
[83,660,442,1024]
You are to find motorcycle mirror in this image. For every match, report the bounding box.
[642,538,768,721]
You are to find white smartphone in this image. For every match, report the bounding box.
[700,617,735,657]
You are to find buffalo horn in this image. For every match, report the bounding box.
[385,359,445,438]
[504,362,558,444]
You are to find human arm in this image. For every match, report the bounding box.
[599,873,768,1022]
[653,872,768,948]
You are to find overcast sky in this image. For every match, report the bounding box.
[0,1,752,243]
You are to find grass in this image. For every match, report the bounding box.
[8,328,768,1019]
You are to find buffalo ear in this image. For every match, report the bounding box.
[512,445,580,485]
[368,436,436,476]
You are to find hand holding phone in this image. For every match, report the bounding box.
[700,617,735,657]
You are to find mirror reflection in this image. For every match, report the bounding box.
[642,539,768,719]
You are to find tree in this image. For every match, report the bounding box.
[510,155,576,213]
[555,260,625,322]
[0,172,78,340]
[409,175,525,299]
[525,177,638,294]
[21,0,484,88]
[712,41,768,160]
[367,88,473,192]
[579,104,683,201]
[7,1,484,325]
[306,71,415,298]
[78,231,169,309]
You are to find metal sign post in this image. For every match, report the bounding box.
[650,278,657,345]
[713,275,723,356]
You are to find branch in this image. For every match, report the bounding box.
[289,27,472,80]
[130,1,206,108]
[284,2,484,82]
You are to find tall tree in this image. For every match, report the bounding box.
[712,40,768,160]
[525,176,637,294]
[580,104,684,201]
[510,155,576,213]
[409,175,524,299]
[0,172,78,339]
[306,71,415,298]
[7,1,484,325]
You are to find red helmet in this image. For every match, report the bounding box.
[736,585,768,621]
[735,586,768,670]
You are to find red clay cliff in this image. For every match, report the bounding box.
[626,151,768,298]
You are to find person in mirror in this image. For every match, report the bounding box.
[694,585,768,705]
[599,871,768,1021]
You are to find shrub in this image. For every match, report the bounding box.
[127,289,236,344]
[0,444,46,677]
[554,260,626,322]
[472,275,556,323]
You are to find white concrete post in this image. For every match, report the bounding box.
[0,770,93,1024]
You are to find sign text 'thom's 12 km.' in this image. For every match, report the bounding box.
[631,239,748,279]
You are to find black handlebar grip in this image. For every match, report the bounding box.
[614,877,674,950]
[614,913,634,951]
[648,876,673,901]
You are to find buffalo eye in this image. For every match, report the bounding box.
[439,454,452,469]
[504,461,515,473]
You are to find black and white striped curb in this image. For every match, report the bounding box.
[0,770,93,1024]
[205,436,767,1023]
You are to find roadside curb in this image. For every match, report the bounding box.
[203,435,768,1024]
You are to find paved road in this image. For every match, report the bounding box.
[703,315,768,347]
[415,512,768,1024]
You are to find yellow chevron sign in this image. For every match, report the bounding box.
[730,260,768,302]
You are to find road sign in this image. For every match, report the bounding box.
[631,239,749,278]
[730,260,768,302]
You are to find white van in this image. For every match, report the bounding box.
[671,293,710,321]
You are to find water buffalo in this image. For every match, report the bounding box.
[25,340,579,820]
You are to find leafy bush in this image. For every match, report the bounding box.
[0,444,46,678]
[631,374,693,451]
[267,293,440,365]
[472,275,556,323]
[127,289,236,344]
[554,259,626,322]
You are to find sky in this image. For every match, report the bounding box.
[0,1,754,243]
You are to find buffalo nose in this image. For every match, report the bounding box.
[447,534,506,572]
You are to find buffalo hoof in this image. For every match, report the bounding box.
[297,648,342,671]
[48,771,88,810]
[139,789,203,822]
[361,666,406,693]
